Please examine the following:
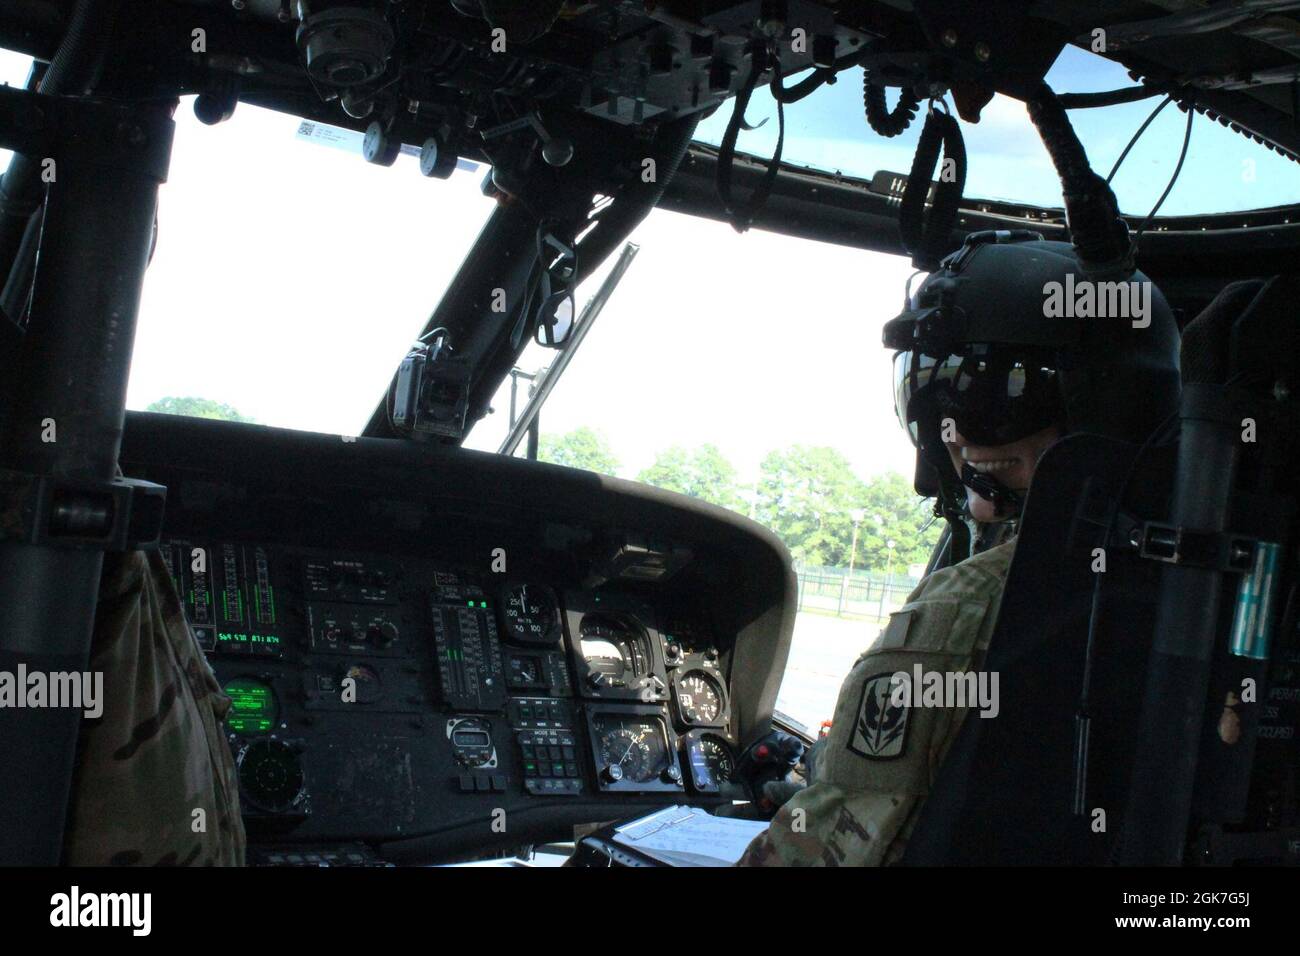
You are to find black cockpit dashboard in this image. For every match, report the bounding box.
[120,411,795,864]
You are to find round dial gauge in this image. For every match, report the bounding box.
[676,670,724,725]
[699,734,736,783]
[594,716,670,783]
[502,585,561,645]
[237,739,305,813]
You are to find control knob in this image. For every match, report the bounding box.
[367,620,399,648]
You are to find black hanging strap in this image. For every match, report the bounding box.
[898,104,967,271]
[771,64,832,104]
[717,42,787,233]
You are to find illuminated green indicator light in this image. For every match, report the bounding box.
[479,601,487,609]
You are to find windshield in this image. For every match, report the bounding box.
[3,47,493,434]
[695,43,1300,216]
[119,100,494,433]
[0,49,33,170]
[464,212,942,731]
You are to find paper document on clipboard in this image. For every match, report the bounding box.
[612,806,769,867]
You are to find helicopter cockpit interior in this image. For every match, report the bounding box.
[1,0,1299,879]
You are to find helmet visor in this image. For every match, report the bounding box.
[893,346,1065,448]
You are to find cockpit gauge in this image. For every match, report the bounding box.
[672,669,728,728]
[580,618,646,684]
[596,723,659,783]
[501,584,562,645]
[698,735,736,783]
[223,676,280,735]
[447,716,498,769]
[573,615,667,701]
[236,738,306,814]
[682,729,737,793]
[586,707,684,793]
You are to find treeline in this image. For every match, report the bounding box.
[539,427,941,571]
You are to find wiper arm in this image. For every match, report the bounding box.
[498,241,640,458]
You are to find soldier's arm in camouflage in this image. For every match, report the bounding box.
[736,543,1012,867]
[63,550,247,866]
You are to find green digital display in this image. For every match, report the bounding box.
[216,631,282,647]
[223,677,277,734]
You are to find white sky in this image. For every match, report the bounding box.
[464,212,920,482]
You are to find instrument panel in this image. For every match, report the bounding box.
[118,411,795,863]
[162,536,742,841]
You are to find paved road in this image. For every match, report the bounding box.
[774,612,884,732]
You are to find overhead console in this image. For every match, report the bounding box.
[119,413,795,864]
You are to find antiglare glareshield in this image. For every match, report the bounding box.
[893,345,1065,449]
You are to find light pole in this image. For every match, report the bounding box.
[839,509,866,616]
[848,509,865,575]
[841,510,866,616]
[879,539,897,619]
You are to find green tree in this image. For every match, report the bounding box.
[852,471,943,573]
[636,444,745,512]
[145,396,255,422]
[754,447,941,571]
[538,426,619,476]
[754,445,867,567]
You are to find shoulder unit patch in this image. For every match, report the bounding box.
[848,671,910,760]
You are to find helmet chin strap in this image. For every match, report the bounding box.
[959,462,1023,518]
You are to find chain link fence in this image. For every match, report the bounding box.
[794,564,924,621]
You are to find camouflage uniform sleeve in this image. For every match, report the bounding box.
[63,550,246,866]
[737,544,1012,867]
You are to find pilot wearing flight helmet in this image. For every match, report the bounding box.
[738,232,1180,866]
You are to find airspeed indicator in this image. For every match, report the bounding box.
[501,584,561,645]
